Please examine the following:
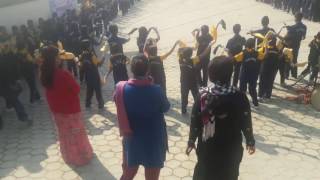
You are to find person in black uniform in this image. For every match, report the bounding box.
[252,16,275,36]
[79,25,92,83]
[16,40,41,104]
[66,22,81,77]
[250,16,275,44]
[276,34,293,86]
[105,43,129,85]
[258,36,280,100]
[16,25,41,104]
[300,32,320,83]
[0,37,32,126]
[145,40,180,96]
[226,24,246,87]
[80,40,105,109]
[186,56,255,180]
[107,24,130,55]
[178,41,214,114]
[136,27,160,54]
[234,38,266,107]
[286,12,307,79]
[312,0,320,22]
[195,25,213,87]
[137,26,148,53]
[179,47,199,114]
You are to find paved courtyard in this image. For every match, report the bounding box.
[1,0,320,179]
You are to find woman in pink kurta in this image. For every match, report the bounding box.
[40,46,93,166]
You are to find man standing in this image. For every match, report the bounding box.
[286,12,307,78]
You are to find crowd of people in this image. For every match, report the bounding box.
[256,0,320,22]
[0,0,139,130]
[1,0,320,180]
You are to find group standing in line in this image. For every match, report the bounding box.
[1,1,320,180]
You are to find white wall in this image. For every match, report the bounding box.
[0,0,50,30]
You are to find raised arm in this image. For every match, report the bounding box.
[191,29,200,40]
[149,27,161,42]
[160,40,180,61]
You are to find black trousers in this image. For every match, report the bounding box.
[232,62,242,87]
[197,58,210,87]
[259,63,278,98]
[79,65,85,83]
[290,46,300,78]
[240,72,259,104]
[86,82,104,108]
[67,61,78,77]
[193,143,243,180]
[278,59,289,84]
[1,88,28,121]
[181,82,198,111]
[23,64,40,103]
[154,78,167,98]
[301,64,319,82]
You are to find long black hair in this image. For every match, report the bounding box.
[40,46,59,88]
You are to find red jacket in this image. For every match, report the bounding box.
[45,68,81,114]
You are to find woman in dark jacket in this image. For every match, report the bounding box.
[186,56,256,180]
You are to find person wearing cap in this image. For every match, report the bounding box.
[226,24,246,87]
[286,12,307,79]
[186,56,255,180]
[114,55,170,180]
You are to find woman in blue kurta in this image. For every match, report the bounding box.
[114,55,170,180]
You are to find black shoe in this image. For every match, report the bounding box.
[253,100,259,107]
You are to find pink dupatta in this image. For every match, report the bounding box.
[114,78,153,136]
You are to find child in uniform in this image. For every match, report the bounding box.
[300,32,320,84]
[144,39,180,96]
[137,27,160,53]
[226,24,246,87]
[258,36,280,100]
[234,38,266,107]
[80,40,105,109]
[105,43,129,85]
[195,25,213,87]
[178,41,214,114]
